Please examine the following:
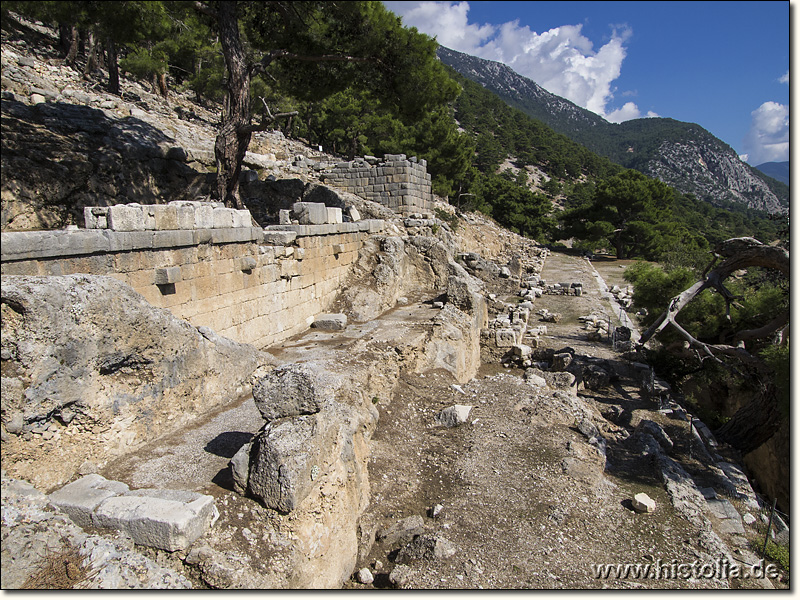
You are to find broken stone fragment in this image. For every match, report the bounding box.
[93,488,219,552]
[435,405,473,427]
[632,492,656,513]
[311,313,348,331]
[357,568,374,584]
[377,515,425,546]
[246,412,335,513]
[513,344,532,358]
[582,364,611,390]
[47,474,130,529]
[251,364,325,422]
[397,532,457,563]
[389,564,414,588]
[230,440,253,495]
[634,420,674,453]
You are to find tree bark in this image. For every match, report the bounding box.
[106,37,119,95]
[157,72,169,98]
[214,1,251,209]
[62,25,79,67]
[715,388,782,454]
[83,30,97,77]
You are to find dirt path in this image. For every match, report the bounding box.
[351,250,773,589]
[352,253,669,588]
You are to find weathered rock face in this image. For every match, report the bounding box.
[0,274,272,490]
[1,99,212,231]
[644,139,785,214]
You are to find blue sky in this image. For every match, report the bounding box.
[383,1,790,166]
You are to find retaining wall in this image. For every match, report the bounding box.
[324,154,432,216]
[1,212,385,349]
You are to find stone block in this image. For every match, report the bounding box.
[366,219,385,233]
[495,328,517,348]
[107,205,145,231]
[153,229,194,249]
[312,313,347,331]
[513,344,532,358]
[213,207,235,229]
[326,207,343,224]
[234,209,252,228]
[154,266,182,285]
[210,227,255,245]
[153,205,179,230]
[292,202,327,225]
[84,207,109,229]
[93,489,219,552]
[347,206,361,222]
[279,209,292,225]
[176,205,195,229]
[252,364,327,422]
[48,474,130,529]
[194,205,214,228]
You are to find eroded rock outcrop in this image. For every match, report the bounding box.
[0,274,274,490]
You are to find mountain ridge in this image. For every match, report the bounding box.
[437,46,788,214]
[754,161,789,186]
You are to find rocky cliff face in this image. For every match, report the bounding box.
[437,46,788,214]
[644,139,785,213]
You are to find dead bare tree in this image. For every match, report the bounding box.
[639,237,789,453]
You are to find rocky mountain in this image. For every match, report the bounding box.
[437,46,789,215]
[755,161,789,186]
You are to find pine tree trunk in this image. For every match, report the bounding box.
[58,23,71,56]
[106,38,119,95]
[83,30,96,77]
[96,38,106,69]
[157,72,168,98]
[66,26,79,66]
[715,389,781,455]
[214,1,250,209]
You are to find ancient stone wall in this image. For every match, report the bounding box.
[323,154,432,217]
[1,203,385,349]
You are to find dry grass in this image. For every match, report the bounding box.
[21,536,95,589]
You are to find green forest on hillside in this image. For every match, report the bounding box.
[2,0,784,258]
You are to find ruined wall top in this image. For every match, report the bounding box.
[322,153,433,217]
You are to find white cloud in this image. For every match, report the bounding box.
[606,102,642,123]
[779,70,789,84]
[741,101,789,165]
[385,1,640,121]
[385,1,496,50]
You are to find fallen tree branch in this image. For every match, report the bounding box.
[638,238,789,364]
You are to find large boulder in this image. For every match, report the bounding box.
[246,412,336,513]
[251,364,328,422]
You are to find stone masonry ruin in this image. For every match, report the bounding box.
[323,154,433,217]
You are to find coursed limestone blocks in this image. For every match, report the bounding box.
[48,475,219,551]
[325,153,433,216]
[84,202,253,232]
